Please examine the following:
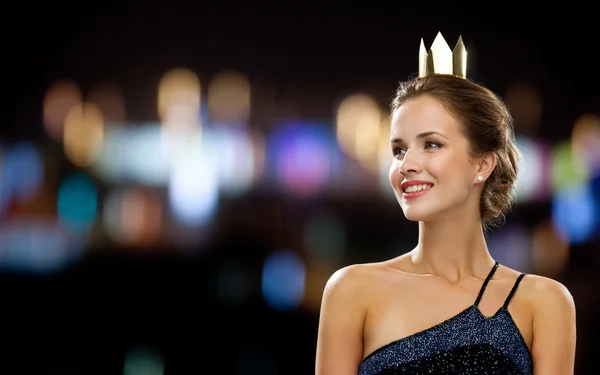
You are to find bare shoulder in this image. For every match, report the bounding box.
[324,262,390,296]
[496,265,575,309]
[317,262,397,374]
[518,273,576,313]
[322,261,396,308]
[522,274,575,310]
[517,273,577,373]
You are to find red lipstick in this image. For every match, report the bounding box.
[400,180,434,200]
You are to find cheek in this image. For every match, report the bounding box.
[389,161,400,186]
[426,161,445,181]
[429,156,472,190]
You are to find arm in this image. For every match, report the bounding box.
[315,265,368,375]
[531,277,576,375]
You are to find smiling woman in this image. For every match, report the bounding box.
[315,33,576,375]
[387,78,519,228]
[389,75,520,229]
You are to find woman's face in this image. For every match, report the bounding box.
[388,95,482,222]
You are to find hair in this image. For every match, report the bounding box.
[391,74,521,228]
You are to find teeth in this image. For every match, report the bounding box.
[404,184,433,193]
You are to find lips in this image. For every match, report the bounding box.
[400,180,434,192]
[400,180,434,199]
[403,184,433,193]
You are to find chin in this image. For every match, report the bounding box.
[401,206,436,222]
[403,212,434,223]
[401,200,468,223]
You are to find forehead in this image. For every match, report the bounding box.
[391,95,462,138]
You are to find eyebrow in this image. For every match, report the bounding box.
[391,131,449,144]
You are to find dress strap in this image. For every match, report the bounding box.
[502,273,527,308]
[474,261,499,307]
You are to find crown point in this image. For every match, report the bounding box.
[430,32,453,75]
[431,33,450,48]
[418,38,429,77]
[452,35,468,78]
[432,32,447,45]
[454,35,466,52]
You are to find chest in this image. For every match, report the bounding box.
[362,279,533,360]
[358,311,533,375]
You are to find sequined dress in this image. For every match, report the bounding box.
[357,261,532,375]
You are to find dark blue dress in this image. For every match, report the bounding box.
[357,262,532,374]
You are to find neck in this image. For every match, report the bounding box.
[411,213,495,283]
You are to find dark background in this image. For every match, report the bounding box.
[2,2,599,374]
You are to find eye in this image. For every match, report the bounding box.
[425,141,442,149]
[392,147,406,158]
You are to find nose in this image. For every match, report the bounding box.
[398,150,422,176]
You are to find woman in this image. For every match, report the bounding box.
[315,42,577,374]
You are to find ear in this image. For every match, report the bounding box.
[474,152,496,183]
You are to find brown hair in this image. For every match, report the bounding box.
[391,74,520,228]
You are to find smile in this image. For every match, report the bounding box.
[403,184,433,193]
[401,183,433,199]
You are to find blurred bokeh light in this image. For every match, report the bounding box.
[2,24,599,374]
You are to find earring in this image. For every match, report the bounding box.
[477,175,484,182]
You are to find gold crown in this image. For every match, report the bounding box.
[419,32,467,78]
